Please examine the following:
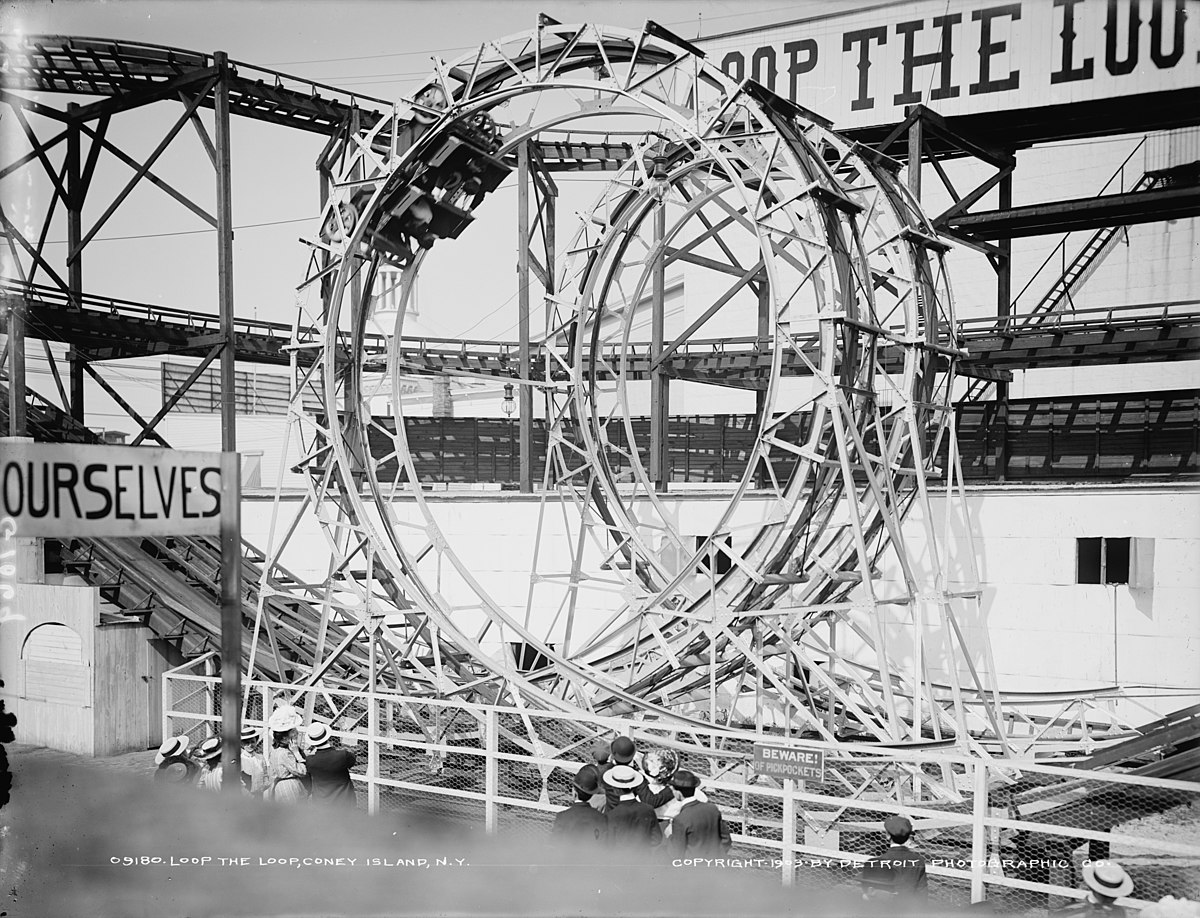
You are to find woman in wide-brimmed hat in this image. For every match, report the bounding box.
[265,704,308,804]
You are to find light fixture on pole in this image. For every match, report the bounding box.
[502,382,515,417]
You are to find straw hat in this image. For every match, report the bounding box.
[603,764,643,790]
[306,722,334,750]
[240,725,259,743]
[155,735,189,766]
[196,736,223,762]
[1083,861,1134,899]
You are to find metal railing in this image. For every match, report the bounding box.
[164,660,1200,912]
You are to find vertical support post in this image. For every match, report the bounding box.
[161,665,173,745]
[994,169,1013,481]
[754,619,764,735]
[204,654,217,724]
[826,617,837,734]
[262,685,273,747]
[782,777,796,887]
[971,758,988,903]
[367,637,379,815]
[6,297,26,437]
[484,707,498,833]
[755,277,770,489]
[215,51,236,456]
[516,144,534,493]
[66,102,85,422]
[219,451,243,793]
[907,110,923,199]
[213,52,242,792]
[650,185,669,492]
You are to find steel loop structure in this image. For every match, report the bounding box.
[266,20,1007,758]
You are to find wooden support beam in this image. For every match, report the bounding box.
[650,178,669,492]
[215,53,236,455]
[67,65,219,123]
[81,360,170,446]
[130,343,223,447]
[71,77,219,260]
[76,121,217,228]
[517,142,534,493]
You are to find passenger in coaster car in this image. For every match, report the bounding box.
[319,84,449,244]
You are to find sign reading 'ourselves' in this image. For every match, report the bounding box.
[753,743,826,782]
[701,0,1197,131]
[0,442,224,538]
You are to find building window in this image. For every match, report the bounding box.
[1077,537,1131,585]
[696,535,733,576]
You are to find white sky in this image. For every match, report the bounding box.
[0,0,882,338]
[1,0,1195,426]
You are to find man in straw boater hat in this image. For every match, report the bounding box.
[194,736,225,792]
[551,766,608,845]
[603,764,662,851]
[664,770,731,858]
[153,735,199,785]
[859,814,929,905]
[1053,861,1135,917]
[303,723,357,808]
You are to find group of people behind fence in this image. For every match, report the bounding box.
[552,735,732,858]
[153,703,356,807]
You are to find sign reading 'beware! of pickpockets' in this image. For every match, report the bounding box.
[753,743,826,782]
[0,442,224,538]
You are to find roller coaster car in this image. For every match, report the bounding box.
[321,110,508,261]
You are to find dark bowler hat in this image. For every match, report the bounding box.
[884,815,913,837]
[670,769,700,790]
[610,736,636,764]
[573,765,601,796]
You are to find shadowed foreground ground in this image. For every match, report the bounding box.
[0,744,961,918]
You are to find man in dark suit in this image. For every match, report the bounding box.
[603,764,662,851]
[304,723,357,807]
[860,815,929,904]
[552,766,607,845]
[665,770,732,858]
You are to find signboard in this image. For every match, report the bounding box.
[700,0,1198,131]
[0,442,224,538]
[753,743,826,782]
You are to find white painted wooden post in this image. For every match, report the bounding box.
[367,690,379,815]
[261,685,272,745]
[971,760,988,903]
[485,708,498,834]
[782,777,796,887]
[161,670,171,742]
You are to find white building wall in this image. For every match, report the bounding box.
[859,482,1200,724]
[244,481,1200,726]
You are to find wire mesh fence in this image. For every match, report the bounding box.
[163,662,1200,912]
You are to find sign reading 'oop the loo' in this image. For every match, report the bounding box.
[0,442,223,538]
